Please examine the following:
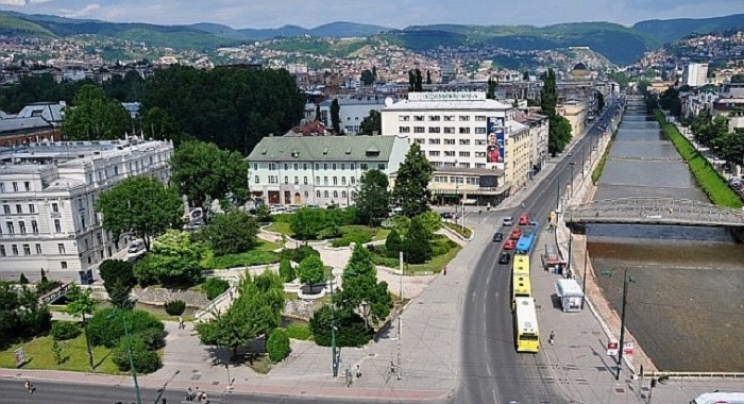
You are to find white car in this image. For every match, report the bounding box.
[127,241,144,254]
[502,217,514,227]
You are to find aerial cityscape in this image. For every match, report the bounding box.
[0,3,743,404]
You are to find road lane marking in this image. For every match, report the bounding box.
[487,272,492,285]
[487,363,493,377]
[471,292,475,303]
[492,389,497,403]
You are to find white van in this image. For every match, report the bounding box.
[691,392,744,404]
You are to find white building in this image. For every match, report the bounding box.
[247,135,409,207]
[0,137,173,282]
[683,63,709,87]
[304,97,390,135]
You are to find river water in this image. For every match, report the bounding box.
[587,97,744,372]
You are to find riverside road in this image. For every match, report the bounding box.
[456,98,623,404]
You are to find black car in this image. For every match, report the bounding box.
[493,232,504,242]
[498,252,511,265]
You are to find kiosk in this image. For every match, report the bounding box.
[554,278,584,313]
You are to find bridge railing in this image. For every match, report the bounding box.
[38,282,74,305]
[643,371,744,381]
[566,198,744,226]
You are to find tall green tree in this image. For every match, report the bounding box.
[360,69,374,86]
[204,210,259,255]
[540,69,572,155]
[290,207,326,241]
[358,110,382,136]
[408,70,416,92]
[142,106,182,143]
[133,229,204,287]
[486,77,497,100]
[97,176,183,251]
[405,215,433,264]
[415,69,423,92]
[98,259,137,309]
[393,143,432,218]
[314,103,322,122]
[65,284,97,370]
[297,254,325,286]
[337,245,392,326]
[540,69,558,119]
[426,70,432,85]
[62,84,132,140]
[170,141,249,214]
[355,169,390,226]
[330,98,341,134]
[523,71,530,81]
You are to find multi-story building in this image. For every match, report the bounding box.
[304,97,389,135]
[0,137,173,282]
[247,135,409,207]
[683,63,709,87]
[381,91,537,204]
[524,113,550,175]
[557,100,588,137]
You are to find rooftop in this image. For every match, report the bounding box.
[247,135,405,163]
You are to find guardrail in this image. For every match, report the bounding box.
[644,371,744,380]
[38,282,73,305]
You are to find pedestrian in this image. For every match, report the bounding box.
[186,387,194,401]
[194,387,201,402]
[229,289,234,299]
[443,266,447,276]
[178,316,184,330]
[24,380,35,394]
[549,330,555,345]
[200,392,208,403]
[355,364,362,379]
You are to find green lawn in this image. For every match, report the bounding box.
[266,222,389,243]
[266,222,292,236]
[407,244,462,274]
[201,239,282,269]
[443,222,472,238]
[370,237,462,275]
[0,332,120,374]
[372,228,391,241]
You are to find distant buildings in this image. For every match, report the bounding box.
[683,63,709,87]
[0,137,173,282]
[0,102,65,148]
[304,97,390,135]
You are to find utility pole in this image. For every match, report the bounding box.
[397,251,403,380]
[616,268,629,381]
[330,277,338,377]
[581,246,588,310]
[122,315,142,404]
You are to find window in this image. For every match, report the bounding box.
[429,151,441,157]
[12,182,18,192]
[444,115,455,121]
[428,127,441,133]
[429,115,441,121]
[0,245,4,257]
[444,139,455,145]
[333,177,338,185]
[476,163,486,168]
[54,219,62,233]
[324,191,329,198]
[399,126,411,133]
[351,191,357,200]
[6,222,14,234]
[304,191,309,199]
[413,127,425,133]
[303,176,308,185]
[0,183,3,192]
[293,163,298,170]
[360,164,368,170]
[23,244,30,256]
[475,139,486,146]
[350,177,356,185]
[414,139,424,144]
[12,245,18,256]
[52,203,59,213]
[444,127,456,134]
[475,115,487,121]
[315,164,320,170]
[15,204,22,214]
[324,164,328,170]
[341,164,345,170]
[253,163,258,171]
[31,220,38,234]
[459,116,470,121]
[294,176,299,185]
[399,115,410,121]
[269,163,277,171]
[81,218,85,230]
[24,182,30,191]
[333,191,338,198]
[284,176,289,184]
[303,163,308,170]
[459,127,471,134]
[315,176,320,184]
[342,191,347,199]
[19,221,26,235]
[284,163,288,170]
[459,139,471,145]
[324,177,328,185]
[61,261,68,269]
[254,175,260,184]
[475,152,487,158]
[332,164,337,170]
[459,151,471,157]
[341,177,346,185]
[28,204,35,213]
[58,243,65,254]
[428,138,441,145]
[316,190,321,199]
[378,164,386,170]
[2,205,9,214]
[413,115,424,121]
[475,127,487,134]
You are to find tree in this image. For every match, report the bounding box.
[360,69,374,86]
[297,254,325,286]
[66,284,97,369]
[330,98,341,135]
[358,110,382,136]
[112,336,161,373]
[97,175,183,251]
[540,68,558,119]
[279,257,296,282]
[730,74,744,83]
[170,141,249,214]
[267,328,291,363]
[290,207,326,241]
[134,230,204,287]
[408,70,415,92]
[314,103,322,122]
[486,77,497,100]
[405,216,432,264]
[523,70,530,81]
[0,284,52,350]
[426,70,432,85]
[51,340,64,365]
[392,143,432,218]
[99,259,137,309]
[337,245,392,326]
[62,84,132,140]
[385,228,404,258]
[595,91,605,112]
[415,69,423,92]
[355,169,390,226]
[204,210,259,255]
[540,69,573,155]
[142,106,182,143]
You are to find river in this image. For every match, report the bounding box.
[587,96,744,372]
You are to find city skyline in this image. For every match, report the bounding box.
[0,0,741,30]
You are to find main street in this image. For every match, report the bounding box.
[457,98,623,404]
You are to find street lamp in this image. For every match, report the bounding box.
[108,310,142,404]
[569,161,576,199]
[328,276,340,378]
[601,268,637,381]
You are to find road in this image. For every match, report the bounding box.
[457,98,624,404]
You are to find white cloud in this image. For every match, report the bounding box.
[61,3,99,18]
[0,0,30,5]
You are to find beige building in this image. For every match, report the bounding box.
[390,167,508,206]
[557,100,588,137]
[504,120,532,191]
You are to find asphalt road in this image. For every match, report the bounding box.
[456,98,624,404]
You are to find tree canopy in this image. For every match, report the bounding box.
[170,140,249,211]
[96,175,183,251]
[355,169,390,226]
[204,210,259,256]
[98,259,137,309]
[392,143,432,218]
[62,84,132,141]
[358,109,382,136]
[336,245,392,326]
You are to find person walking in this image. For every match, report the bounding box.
[178,316,184,330]
[186,387,194,401]
[549,330,555,345]
[24,380,35,394]
[443,266,447,276]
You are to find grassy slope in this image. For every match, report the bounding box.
[0,15,55,37]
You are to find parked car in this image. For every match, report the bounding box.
[503,239,516,250]
[441,212,455,220]
[498,252,511,265]
[518,215,530,225]
[128,241,144,254]
[493,232,504,242]
[502,216,514,227]
[510,228,522,240]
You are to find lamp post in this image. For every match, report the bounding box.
[567,210,573,278]
[581,245,588,310]
[329,277,339,378]
[109,310,142,404]
[569,161,575,199]
[602,268,636,381]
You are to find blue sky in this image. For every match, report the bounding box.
[0,0,742,29]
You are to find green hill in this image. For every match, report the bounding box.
[633,13,744,44]
[0,14,55,37]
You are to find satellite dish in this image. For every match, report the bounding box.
[384,97,394,107]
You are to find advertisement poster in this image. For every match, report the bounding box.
[487,117,505,163]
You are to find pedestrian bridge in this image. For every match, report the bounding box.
[564,198,744,230]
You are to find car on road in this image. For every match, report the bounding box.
[441,212,458,220]
[510,228,522,240]
[498,252,511,265]
[518,215,530,225]
[503,239,516,250]
[502,216,514,227]
[127,241,144,254]
[493,232,504,242]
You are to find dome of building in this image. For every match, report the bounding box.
[573,63,587,71]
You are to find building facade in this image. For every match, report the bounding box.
[304,97,389,135]
[247,135,409,207]
[557,100,588,138]
[684,63,709,88]
[0,137,173,282]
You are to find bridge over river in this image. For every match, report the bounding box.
[564,198,744,232]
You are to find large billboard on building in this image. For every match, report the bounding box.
[487,117,505,163]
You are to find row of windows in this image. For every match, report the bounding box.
[3,219,47,235]
[413,138,487,146]
[428,151,474,158]
[429,161,488,169]
[0,181,32,193]
[314,190,357,200]
[0,244,70,269]
[257,175,359,186]
[432,176,480,185]
[399,115,492,122]
[2,202,64,216]
[403,127,488,135]
[262,162,382,171]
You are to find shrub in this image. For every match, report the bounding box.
[285,322,312,340]
[136,327,166,350]
[36,280,63,296]
[310,306,372,347]
[297,255,325,285]
[281,245,320,264]
[50,321,81,341]
[330,226,373,247]
[203,277,230,300]
[385,229,404,258]
[431,237,457,257]
[278,258,296,283]
[87,308,165,348]
[19,273,29,284]
[164,300,186,316]
[267,328,291,363]
[112,336,162,374]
